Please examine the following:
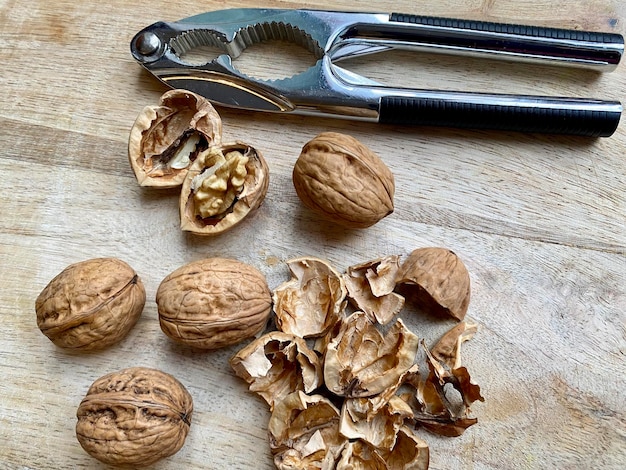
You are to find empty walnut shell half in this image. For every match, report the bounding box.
[76,367,193,467]
[128,89,222,187]
[292,132,395,229]
[396,247,471,321]
[179,142,269,235]
[35,258,145,351]
[156,258,272,349]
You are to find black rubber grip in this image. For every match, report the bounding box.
[390,13,624,44]
[379,97,622,137]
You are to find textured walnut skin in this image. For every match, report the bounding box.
[396,247,471,321]
[35,258,145,351]
[156,258,272,349]
[292,132,395,229]
[76,367,193,467]
[179,142,269,236]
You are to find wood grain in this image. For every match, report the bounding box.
[1,0,624,469]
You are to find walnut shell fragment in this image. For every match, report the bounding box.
[35,258,145,351]
[380,426,430,470]
[344,255,404,325]
[396,247,470,321]
[230,332,323,410]
[324,312,419,398]
[339,395,413,450]
[401,322,484,437]
[292,132,395,228]
[76,367,193,467]
[156,258,272,349]
[269,391,345,470]
[273,257,347,338]
[180,142,269,235]
[128,89,222,187]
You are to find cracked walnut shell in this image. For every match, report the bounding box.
[292,132,395,229]
[76,367,192,467]
[179,142,269,235]
[396,247,471,321]
[230,331,323,410]
[273,257,347,339]
[35,258,145,351]
[156,258,272,349]
[128,89,222,188]
[324,312,419,398]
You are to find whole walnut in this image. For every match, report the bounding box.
[292,132,395,229]
[156,258,272,349]
[76,367,193,467]
[35,258,145,351]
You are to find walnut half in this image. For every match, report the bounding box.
[128,89,222,188]
[179,142,269,235]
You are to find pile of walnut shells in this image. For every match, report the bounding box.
[231,247,483,469]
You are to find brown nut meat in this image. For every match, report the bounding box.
[35,258,145,351]
[292,132,395,228]
[180,142,269,235]
[128,89,222,187]
[396,247,471,321]
[76,367,192,467]
[156,258,272,349]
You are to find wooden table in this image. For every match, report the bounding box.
[1,0,624,468]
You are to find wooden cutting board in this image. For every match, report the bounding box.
[1,0,624,468]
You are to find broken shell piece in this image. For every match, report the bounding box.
[400,323,483,437]
[396,247,471,321]
[230,332,323,410]
[324,312,419,398]
[128,89,222,187]
[336,440,387,469]
[340,395,413,450]
[379,426,429,470]
[180,142,269,235]
[344,256,404,325]
[269,391,346,470]
[273,257,347,338]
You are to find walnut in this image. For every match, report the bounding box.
[179,142,269,235]
[156,258,272,349]
[292,132,395,228]
[273,257,347,339]
[396,247,471,321]
[128,89,222,187]
[324,312,419,398]
[35,258,145,351]
[230,332,323,410]
[76,367,192,467]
